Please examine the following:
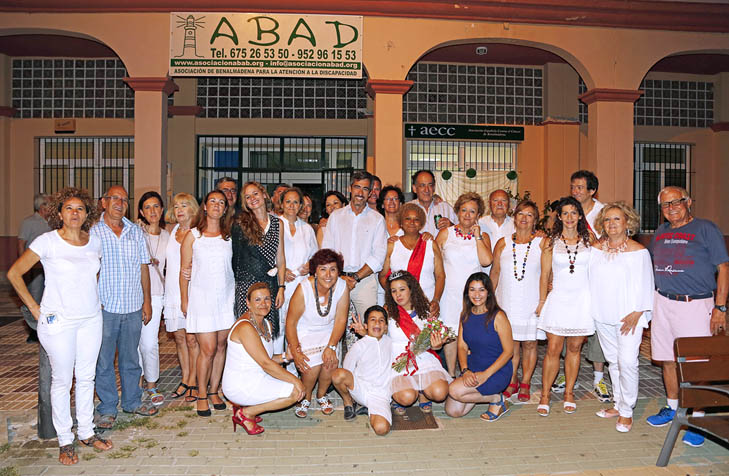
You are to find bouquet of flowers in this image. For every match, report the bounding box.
[392,317,456,375]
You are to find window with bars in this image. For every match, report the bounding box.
[196,77,368,119]
[11,58,134,119]
[634,142,691,233]
[405,139,518,205]
[403,63,543,125]
[38,137,135,215]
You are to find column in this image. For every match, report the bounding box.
[123,77,178,215]
[167,78,201,200]
[365,79,413,188]
[579,88,643,204]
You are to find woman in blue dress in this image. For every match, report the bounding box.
[445,272,514,421]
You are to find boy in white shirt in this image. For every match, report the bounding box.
[332,305,393,436]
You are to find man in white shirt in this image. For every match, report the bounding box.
[478,189,515,251]
[409,169,457,237]
[322,171,387,318]
[569,169,610,403]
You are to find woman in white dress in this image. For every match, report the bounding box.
[279,187,319,353]
[164,193,199,403]
[590,202,653,433]
[222,283,305,435]
[536,196,597,416]
[490,200,543,403]
[436,192,493,376]
[380,202,445,313]
[386,270,451,415]
[180,190,235,417]
[286,249,350,418]
[136,191,170,407]
[375,186,405,306]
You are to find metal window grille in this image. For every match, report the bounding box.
[634,142,692,233]
[197,77,368,119]
[38,137,135,215]
[11,58,134,119]
[406,139,518,204]
[404,62,543,125]
[578,78,588,124]
[197,136,366,216]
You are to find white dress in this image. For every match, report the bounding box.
[185,228,236,333]
[276,218,318,353]
[439,227,484,330]
[389,313,452,393]
[389,238,436,301]
[496,235,545,341]
[538,238,594,336]
[377,228,403,306]
[221,319,294,406]
[295,277,347,367]
[163,224,185,332]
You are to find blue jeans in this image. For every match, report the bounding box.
[95,309,143,416]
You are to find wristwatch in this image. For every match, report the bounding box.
[327,345,337,352]
[715,304,727,313]
[345,272,361,283]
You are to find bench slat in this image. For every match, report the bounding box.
[678,358,729,383]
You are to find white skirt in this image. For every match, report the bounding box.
[222,370,294,406]
[391,351,452,393]
[163,305,186,333]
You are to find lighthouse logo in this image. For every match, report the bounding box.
[175,15,206,58]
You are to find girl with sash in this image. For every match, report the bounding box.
[380,203,445,317]
[385,270,451,415]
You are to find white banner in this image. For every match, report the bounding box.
[170,13,363,78]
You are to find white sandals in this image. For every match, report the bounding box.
[294,399,310,418]
[317,396,334,416]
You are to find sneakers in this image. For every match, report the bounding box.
[593,379,612,403]
[646,406,676,427]
[551,375,566,393]
[682,430,705,447]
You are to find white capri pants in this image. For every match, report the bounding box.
[37,311,103,447]
[594,320,644,418]
[138,295,163,383]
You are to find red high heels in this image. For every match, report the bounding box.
[232,406,264,435]
[232,405,262,423]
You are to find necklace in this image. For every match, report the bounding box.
[144,229,162,267]
[561,235,579,274]
[601,237,628,260]
[512,233,534,281]
[314,277,334,317]
[454,226,474,240]
[247,317,271,342]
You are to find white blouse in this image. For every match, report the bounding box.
[283,217,318,276]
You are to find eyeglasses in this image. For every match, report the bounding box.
[659,197,688,209]
[219,188,237,194]
[104,195,129,204]
[383,197,400,203]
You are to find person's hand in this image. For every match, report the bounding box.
[29,304,40,321]
[462,370,479,387]
[285,346,294,362]
[181,265,192,281]
[285,269,297,282]
[292,346,310,373]
[620,312,641,335]
[433,195,443,205]
[350,313,366,336]
[429,300,440,319]
[319,217,328,228]
[142,300,152,325]
[470,224,482,237]
[292,379,306,401]
[710,308,727,335]
[298,263,309,275]
[436,217,452,230]
[343,275,357,290]
[181,299,188,317]
[535,301,544,317]
[387,235,400,244]
[430,330,444,351]
[421,232,434,241]
[322,347,338,371]
[275,287,285,309]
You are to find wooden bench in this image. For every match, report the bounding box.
[656,335,729,466]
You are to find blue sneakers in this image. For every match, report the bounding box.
[646,406,676,427]
[682,430,705,447]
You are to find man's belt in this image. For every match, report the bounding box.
[656,289,714,302]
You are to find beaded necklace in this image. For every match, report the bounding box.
[511,233,534,281]
[246,317,271,342]
[454,226,474,240]
[561,235,579,274]
[313,277,334,317]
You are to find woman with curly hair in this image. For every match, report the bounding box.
[436,192,493,376]
[589,202,653,432]
[8,187,112,464]
[385,270,450,415]
[536,196,597,416]
[232,182,286,333]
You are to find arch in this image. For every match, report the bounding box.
[637,49,729,86]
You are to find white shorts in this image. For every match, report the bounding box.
[222,371,294,407]
[350,377,392,425]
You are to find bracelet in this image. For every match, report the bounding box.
[461,367,470,374]
[278,284,286,289]
[327,344,337,352]
[475,236,483,241]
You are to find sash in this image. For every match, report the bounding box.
[406,236,427,281]
[394,306,440,375]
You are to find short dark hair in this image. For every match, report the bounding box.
[309,248,344,276]
[371,175,382,186]
[350,170,373,187]
[570,170,599,193]
[322,190,348,219]
[411,169,435,185]
[363,305,388,324]
[215,176,237,188]
[137,191,166,227]
[377,185,405,215]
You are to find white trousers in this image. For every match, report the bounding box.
[594,320,644,418]
[37,311,102,446]
[350,274,378,320]
[138,295,163,384]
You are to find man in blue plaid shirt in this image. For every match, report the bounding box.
[92,186,158,429]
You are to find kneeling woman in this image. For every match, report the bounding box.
[385,270,451,414]
[445,272,514,421]
[286,249,350,418]
[222,283,305,434]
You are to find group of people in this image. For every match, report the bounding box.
[8,166,727,464]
